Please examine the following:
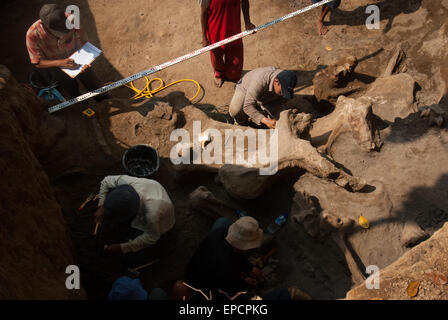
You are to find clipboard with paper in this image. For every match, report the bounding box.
[60,42,102,78]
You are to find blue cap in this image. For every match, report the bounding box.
[277,70,297,99]
[104,184,140,222]
[108,276,148,300]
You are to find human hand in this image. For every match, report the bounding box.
[261,117,276,129]
[80,64,91,73]
[245,22,256,31]
[60,58,78,69]
[202,38,210,47]
[104,244,122,254]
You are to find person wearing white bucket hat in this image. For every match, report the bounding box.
[225,216,263,250]
[184,216,265,298]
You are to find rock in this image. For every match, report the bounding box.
[383,44,406,77]
[420,104,447,127]
[346,222,448,300]
[291,190,320,237]
[365,73,417,122]
[313,56,361,104]
[310,95,381,154]
[188,186,235,221]
[262,265,275,276]
[218,165,274,200]
[293,174,406,269]
[213,174,222,186]
[400,221,428,247]
[287,110,313,139]
[321,211,355,234]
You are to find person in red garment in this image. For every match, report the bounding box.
[199,0,255,88]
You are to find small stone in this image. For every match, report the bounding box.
[268,257,279,264]
[262,265,275,276]
[214,174,222,186]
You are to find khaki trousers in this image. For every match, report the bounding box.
[228,89,248,125]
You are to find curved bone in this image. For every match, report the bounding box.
[310,96,381,154]
[313,56,362,104]
[291,191,367,285]
[218,109,366,199]
[420,104,447,127]
[188,186,236,220]
[120,104,366,200]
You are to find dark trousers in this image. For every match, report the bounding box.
[121,227,153,268]
[210,217,232,233]
[35,67,106,102]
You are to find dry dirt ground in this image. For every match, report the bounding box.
[1,0,448,299]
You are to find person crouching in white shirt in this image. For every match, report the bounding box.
[94,175,175,255]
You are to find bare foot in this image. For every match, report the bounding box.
[214,77,224,88]
[318,22,328,35]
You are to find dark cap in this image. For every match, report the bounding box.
[277,70,297,99]
[104,185,140,222]
[40,4,70,38]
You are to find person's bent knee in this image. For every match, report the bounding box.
[229,102,242,118]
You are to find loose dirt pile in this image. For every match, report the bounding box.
[0,66,84,299]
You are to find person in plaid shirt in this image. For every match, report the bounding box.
[26,4,107,102]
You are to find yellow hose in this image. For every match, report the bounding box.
[120,77,229,122]
[124,77,201,103]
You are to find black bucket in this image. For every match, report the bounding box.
[122,145,160,178]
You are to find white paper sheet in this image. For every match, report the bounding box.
[60,42,102,78]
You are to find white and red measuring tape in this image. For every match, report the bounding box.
[48,0,333,113]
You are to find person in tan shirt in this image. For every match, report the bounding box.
[228,67,297,128]
[95,175,175,254]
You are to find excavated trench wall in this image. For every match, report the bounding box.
[0,65,85,299]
